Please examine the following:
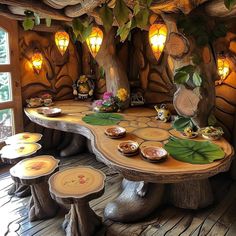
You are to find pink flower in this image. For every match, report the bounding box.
[93,100,103,106]
[103,92,113,100]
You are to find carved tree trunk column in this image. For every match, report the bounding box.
[163,14,218,127]
[95,28,130,107]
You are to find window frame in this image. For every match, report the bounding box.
[0,16,23,145]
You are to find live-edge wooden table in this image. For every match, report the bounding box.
[25,100,234,223]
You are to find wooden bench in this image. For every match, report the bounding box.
[0,142,41,197]
[10,155,59,221]
[49,166,106,236]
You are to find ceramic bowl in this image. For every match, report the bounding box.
[180,131,198,139]
[37,107,50,114]
[105,126,126,139]
[199,126,224,140]
[140,146,168,163]
[118,140,139,155]
[26,98,43,108]
[43,108,61,117]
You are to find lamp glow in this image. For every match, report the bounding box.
[217,56,230,81]
[86,27,103,58]
[55,31,70,56]
[149,22,167,61]
[32,52,43,73]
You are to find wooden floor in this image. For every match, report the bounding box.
[1,152,236,236]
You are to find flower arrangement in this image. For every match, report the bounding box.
[93,89,128,112]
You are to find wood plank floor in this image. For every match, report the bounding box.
[1,152,236,236]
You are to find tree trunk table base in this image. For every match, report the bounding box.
[8,182,31,198]
[63,203,102,236]
[169,179,214,209]
[104,180,165,222]
[29,182,59,221]
[49,166,106,236]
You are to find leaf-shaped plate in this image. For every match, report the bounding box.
[164,138,225,164]
[82,113,123,126]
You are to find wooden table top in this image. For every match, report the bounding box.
[25,100,234,183]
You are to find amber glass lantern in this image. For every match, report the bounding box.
[149,22,167,61]
[217,55,230,82]
[86,27,103,58]
[55,31,70,56]
[32,51,43,73]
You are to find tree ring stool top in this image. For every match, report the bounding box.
[5,132,43,144]
[49,166,106,236]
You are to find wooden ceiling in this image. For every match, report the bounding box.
[0,0,235,23]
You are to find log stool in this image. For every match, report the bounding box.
[5,132,42,145]
[49,166,106,236]
[10,155,59,221]
[0,142,42,197]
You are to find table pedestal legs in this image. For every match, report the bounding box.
[169,179,214,209]
[8,182,31,198]
[63,202,102,236]
[29,182,58,222]
[104,180,165,222]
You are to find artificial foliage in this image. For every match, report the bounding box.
[164,138,225,164]
[82,113,123,126]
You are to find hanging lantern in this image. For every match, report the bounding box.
[149,22,167,61]
[32,51,43,73]
[86,27,103,58]
[55,31,70,56]
[217,55,230,82]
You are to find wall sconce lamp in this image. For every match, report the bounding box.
[149,21,167,62]
[217,53,230,83]
[32,51,43,73]
[55,31,70,56]
[86,27,103,58]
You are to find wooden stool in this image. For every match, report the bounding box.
[49,166,106,236]
[5,132,42,145]
[10,155,59,221]
[0,142,41,197]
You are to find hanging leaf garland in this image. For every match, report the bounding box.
[82,113,123,126]
[164,138,225,164]
[98,3,113,33]
[113,0,130,27]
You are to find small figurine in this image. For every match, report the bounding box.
[131,91,145,106]
[154,104,171,122]
[72,75,95,100]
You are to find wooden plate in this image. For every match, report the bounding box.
[43,108,61,117]
[118,140,139,154]
[105,126,126,139]
[140,146,168,162]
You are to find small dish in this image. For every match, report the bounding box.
[105,126,126,139]
[37,107,50,114]
[199,126,224,140]
[118,140,139,155]
[43,108,61,117]
[140,146,168,163]
[180,132,198,139]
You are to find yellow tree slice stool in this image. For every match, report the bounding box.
[49,166,106,236]
[0,143,41,197]
[10,155,59,221]
[5,132,42,144]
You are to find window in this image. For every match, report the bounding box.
[0,17,23,145]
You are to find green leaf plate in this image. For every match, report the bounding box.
[164,138,225,164]
[82,113,123,126]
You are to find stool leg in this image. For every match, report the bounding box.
[63,202,102,236]
[8,182,31,198]
[29,181,59,221]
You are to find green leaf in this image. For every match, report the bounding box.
[82,113,123,126]
[135,8,149,29]
[176,65,195,74]
[99,67,105,78]
[208,114,217,126]
[113,0,130,26]
[164,138,225,164]
[34,13,40,26]
[173,117,194,131]
[117,21,131,42]
[174,71,190,84]
[98,4,113,33]
[45,18,51,27]
[193,72,202,87]
[72,18,84,38]
[81,23,93,42]
[133,1,140,15]
[224,0,236,10]
[22,18,34,31]
[147,0,153,7]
